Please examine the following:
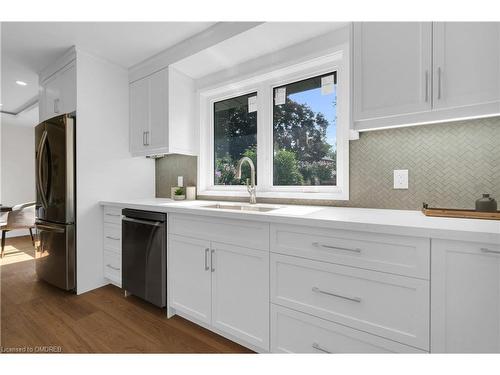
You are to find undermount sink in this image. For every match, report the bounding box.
[202,203,279,212]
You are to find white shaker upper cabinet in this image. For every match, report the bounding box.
[431,239,500,353]
[433,22,500,111]
[129,77,150,155]
[353,22,432,123]
[39,62,76,122]
[129,66,196,157]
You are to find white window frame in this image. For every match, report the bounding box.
[198,47,350,200]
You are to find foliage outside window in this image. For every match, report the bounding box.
[213,93,257,185]
[273,72,337,186]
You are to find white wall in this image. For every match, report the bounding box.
[1,122,36,237]
[75,49,155,295]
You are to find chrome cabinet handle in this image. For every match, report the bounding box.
[105,236,120,241]
[312,286,362,303]
[481,248,500,255]
[312,342,331,354]
[437,67,442,100]
[312,242,361,253]
[211,249,215,272]
[142,131,146,146]
[54,98,60,114]
[106,264,120,271]
[105,213,120,217]
[204,248,210,271]
[425,70,429,102]
[145,131,150,146]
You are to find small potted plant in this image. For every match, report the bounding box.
[173,187,185,201]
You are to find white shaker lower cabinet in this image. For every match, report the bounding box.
[169,235,212,325]
[271,305,425,353]
[168,214,270,352]
[431,239,500,353]
[102,206,123,287]
[211,242,269,350]
[270,253,430,351]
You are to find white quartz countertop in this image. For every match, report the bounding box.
[100,198,500,244]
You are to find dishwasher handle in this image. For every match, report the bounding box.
[122,217,163,227]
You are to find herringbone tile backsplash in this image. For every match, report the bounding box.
[346,116,500,210]
[158,116,500,211]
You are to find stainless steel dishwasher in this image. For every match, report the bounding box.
[122,208,167,308]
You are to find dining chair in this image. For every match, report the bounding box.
[0,202,36,258]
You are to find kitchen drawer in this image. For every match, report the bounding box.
[169,213,269,251]
[270,223,430,279]
[103,206,122,225]
[103,223,121,254]
[271,253,429,350]
[271,305,426,353]
[104,250,121,286]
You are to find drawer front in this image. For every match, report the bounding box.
[271,305,426,353]
[103,206,122,225]
[271,223,430,279]
[104,250,122,286]
[103,223,121,254]
[169,213,269,251]
[271,253,429,350]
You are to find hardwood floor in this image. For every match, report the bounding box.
[0,236,253,353]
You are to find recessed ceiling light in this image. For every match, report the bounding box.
[16,80,27,86]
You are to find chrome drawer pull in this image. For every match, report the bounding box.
[106,236,120,241]
[205,248,210,271]
[312,286,362,303]
[105,213,120,217]
[106,264,120,271]
[312,342,331,354]
[481,248,500,255]
[312,242,362,253]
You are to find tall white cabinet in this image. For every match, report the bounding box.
[431,239,500,353]
[353,22,500,130]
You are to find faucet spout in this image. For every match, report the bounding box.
[235,157,257,204]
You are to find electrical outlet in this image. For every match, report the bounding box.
[393,169,409,189]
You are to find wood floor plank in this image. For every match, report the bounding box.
[1,236,253,353]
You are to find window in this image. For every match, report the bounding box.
[213,93,257,185]
[273,72,337,186]
[199,49,349,200]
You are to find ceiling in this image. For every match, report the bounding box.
[1,21,215,126]
[173,22,348,79]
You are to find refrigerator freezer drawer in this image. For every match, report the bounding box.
[35,221,76,291]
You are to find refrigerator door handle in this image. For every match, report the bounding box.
[36,130,49,209]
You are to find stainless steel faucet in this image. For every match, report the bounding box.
[235,157,257,204]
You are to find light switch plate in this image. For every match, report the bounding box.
[393,169,409,189]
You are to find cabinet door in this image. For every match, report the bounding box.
[129,78,149,155]
[433,22,500,110]
[58,63,76,114]
[431,239,500,353]
[41,73,61,121]
[353,22,432,121]
[169,234,211,325]
[211,242,270,351]
[148,68,169,151]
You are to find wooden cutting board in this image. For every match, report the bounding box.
[422,204,500,220]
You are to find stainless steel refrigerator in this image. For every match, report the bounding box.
[35,113,76,291]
